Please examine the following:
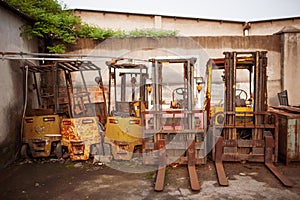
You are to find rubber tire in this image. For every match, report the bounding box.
[20,144,30,159]
[55,142,63,159]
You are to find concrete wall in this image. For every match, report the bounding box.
[0,6,38,168]
[250,18,300,36]
[74,10,244,36]
[75,10,155,31]
[66,36,281,106]
[74,10,300,36]
[162,17,243,36]
[281,31,300,106]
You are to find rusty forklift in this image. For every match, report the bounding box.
[101,58,148,161]
[206,51,293,187]
[21,59,107,161]
[58,61,107,161]
[21,64,64,158]
[142,57,206,191]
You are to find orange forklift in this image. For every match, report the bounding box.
[58,61,107,161]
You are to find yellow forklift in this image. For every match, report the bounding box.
[102,59,148,161]
[143,57,206,191]
[206,51,293,187]
[21,64,64,158]
[58,61,107,161]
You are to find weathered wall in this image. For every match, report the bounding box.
[67,36,281,105]
[73,10,244,36]
[74,9,300,36]
[250,18,300,36]
[281,31,300,106]
[0,6,38,168]
[75,10,155,31]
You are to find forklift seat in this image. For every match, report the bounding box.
[114,101,136,117]
[277,90,289,106]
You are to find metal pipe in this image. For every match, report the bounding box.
[64,70,72,118]
[21,65,29,143]
[187,59,193,130]
[232,52,237,140]
[108,67,112,115]
[54,64,59,113]
[121,74,126,102]
[1,51,147,62]
[97,70,107,118]
[113,68,117,111]
[33,72,41,107]
[2,57,89,62]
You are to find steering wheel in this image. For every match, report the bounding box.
[174,87,187,96]
[236,89,248,100]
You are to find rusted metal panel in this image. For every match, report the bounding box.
[61,117,100,161]
[287,119,297,158]
[252,147,264,155]
[237,139,265,147]
[270,107,300,164]
[222,154,265,162]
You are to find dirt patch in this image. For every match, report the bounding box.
[0,158,300,200]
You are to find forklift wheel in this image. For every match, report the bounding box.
[55,143,63,159]
[21,144,31,159]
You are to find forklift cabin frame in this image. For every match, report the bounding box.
[58,61,107,161]
[21,64,63,158]
[104,59,148,160]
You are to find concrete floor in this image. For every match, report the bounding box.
[0,159,300,200]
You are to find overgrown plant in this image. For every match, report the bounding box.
[127,29,178,38]
[5,0,178,53]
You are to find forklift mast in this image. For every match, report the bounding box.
[143,56,206,191]
[208,51,293,187]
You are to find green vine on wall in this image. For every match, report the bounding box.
[5,0,178,53]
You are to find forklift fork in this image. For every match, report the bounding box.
[215,136,229,186]
[264,135,293,187]
[154,140,201,191]
[187,141,201,191]
[154,140,166,191]
[215,136,293,187]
